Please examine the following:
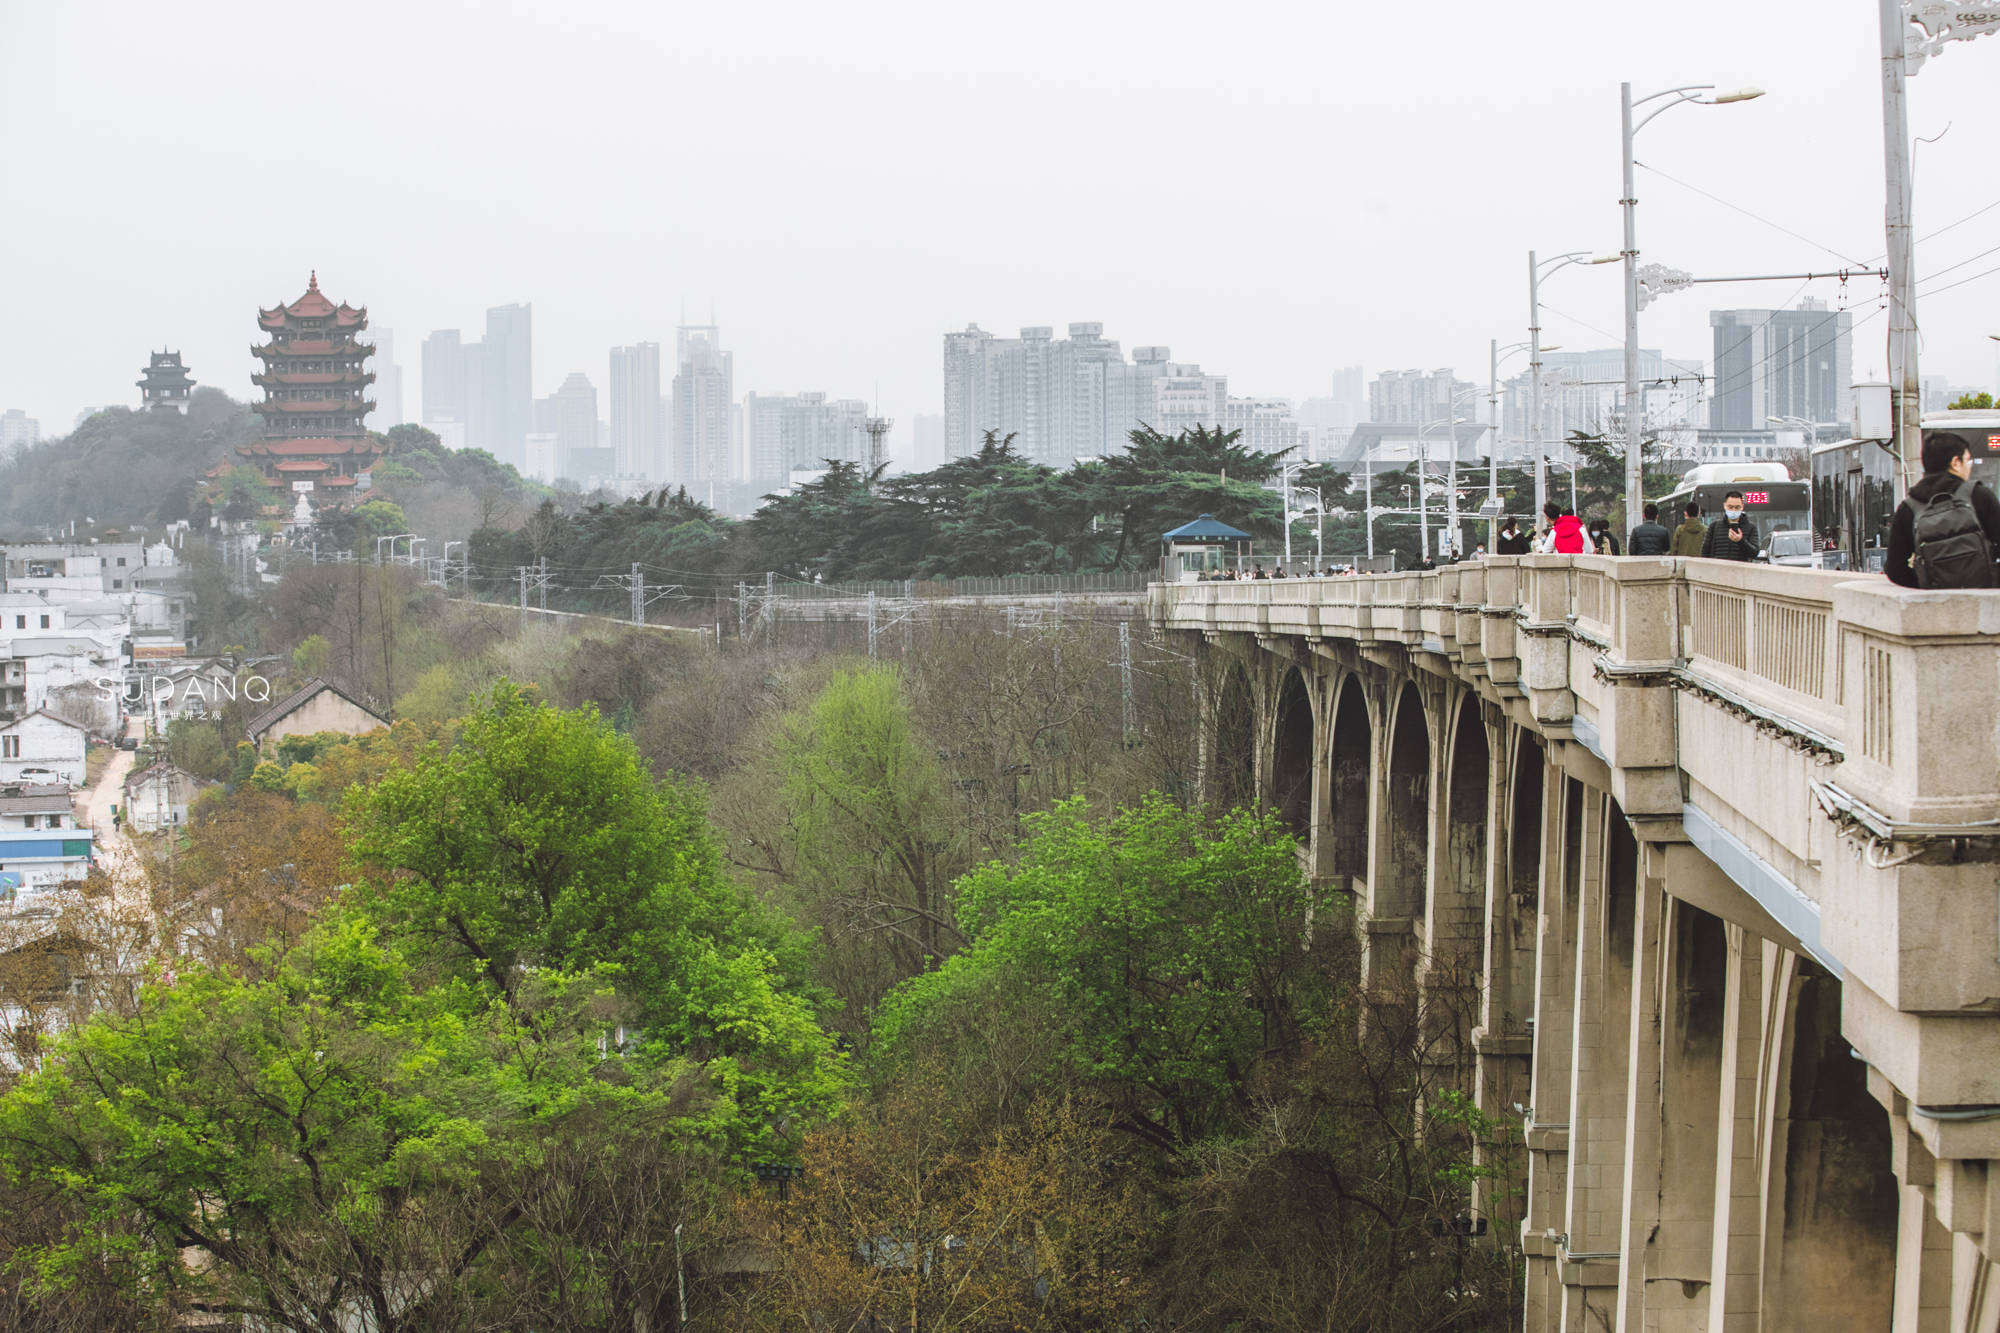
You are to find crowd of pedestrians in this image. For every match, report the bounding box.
[1198,442,2000,585]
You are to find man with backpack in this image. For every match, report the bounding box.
[1700,491,1761,562]
[1886,432,2000,588]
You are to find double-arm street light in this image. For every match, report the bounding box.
[1487,339,1558,546]
[1621,81,1764,530]
[1530,252,1618,525]
[1417,414,1467,560]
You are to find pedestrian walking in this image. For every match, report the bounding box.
[1700,491,1761,561]
[1886,430,2000,587]
[1626,502,1673,556]
[1669,502,1706,556]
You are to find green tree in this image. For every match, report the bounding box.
[732,666,967,1025]
[341,682,840,1151]
[876,795,1321,1151]
[1949,391,1996,410]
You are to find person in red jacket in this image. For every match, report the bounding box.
[1540,509,1596,554]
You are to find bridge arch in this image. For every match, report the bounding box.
[1270,667,1314,838]
[1326,674,1371,889]
[1381,681,1430,926]
[1210,658,1255,813]
[1438,694,1489,979]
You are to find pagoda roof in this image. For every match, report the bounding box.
[242,437,374,457]
[252,340,368,358]
[252,371,373,386]
[273,459,332,472]
[257,272,367,331]
[257,400,369,414]
[321,475,359,487]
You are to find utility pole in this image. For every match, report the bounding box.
[1881,0,1921,493]
[764,570,775,648]
[1529,250,1548,527]
[517,566,528,609]
[1620,81,1644,535]
[867,590,878,659]
[631,562,644,625]
[537,556,548,611]
[737,582,748,641]
[1488,339,1502,551]
[1119,621,1136,749]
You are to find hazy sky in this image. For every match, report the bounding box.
[5,1,1997,445]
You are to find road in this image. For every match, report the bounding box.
[76,715,141,893]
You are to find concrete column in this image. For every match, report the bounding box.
[1613,855,1668,1333]
[1708,924,1767,1333]
[1895,1180,1952,1332]
[1558,793,1630,1333]
[1522,770,1582,1332]
[1473,723,1534,1233]
[1306,670,1337,887]
[1623,889,1729,1333]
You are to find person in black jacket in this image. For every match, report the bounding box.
[1627,502,1673,556]
[1886,431,2000,587]
[1494,517,1533,555]
[1589,518,1621,555]
[1701,491,1761,561]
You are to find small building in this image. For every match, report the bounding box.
[0,709,89,788]
[1161,514,1253,582]
[0,782,93,912]
[245,677,387,756]
[123,763,199,833]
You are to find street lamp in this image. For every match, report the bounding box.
[1621,81,1765,531]
[1770,415,1818,546]
[1486,340,1556,547]
[1418,415,1466,561]
[1530,251,1618,528]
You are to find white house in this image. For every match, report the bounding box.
[0,781,93,912]
[0,709,89,787]
[123,763,199,833]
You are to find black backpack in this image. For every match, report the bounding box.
[1911,480,1994,588]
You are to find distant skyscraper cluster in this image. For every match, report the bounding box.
[941,322,1298,467]
[420,303,533,469]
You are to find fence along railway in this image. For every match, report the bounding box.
[1152,554,2000,1331]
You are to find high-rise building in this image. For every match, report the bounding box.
[910,413,946,470]
[371,329,405,429]
[1502,347,1706,451]
[671,325,732,484]
[1152,363,1229,436]
[0,409,38,454]
[1709,300,1852,430]
[1368,369,1477,426]
[1328,365,1366,429]
[743,391,868,481]
[608,343,664,478]
[421,329,467,433]
[481,303,533,470]
[943,324,1253,466]
[538,373,598,480]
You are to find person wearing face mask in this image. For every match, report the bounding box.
[1700,490,1761,561]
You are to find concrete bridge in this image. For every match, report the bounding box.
[1151,556,2000,1332]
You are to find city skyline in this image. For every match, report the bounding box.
[4,3,1995,452]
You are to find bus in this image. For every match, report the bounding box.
[1810,410,2000,572]
[1652,462,1810,547]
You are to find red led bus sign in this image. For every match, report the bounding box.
[1987,434,2000,450]
[1740,490,1770,505]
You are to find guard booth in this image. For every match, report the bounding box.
[1160,514,1253,582]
